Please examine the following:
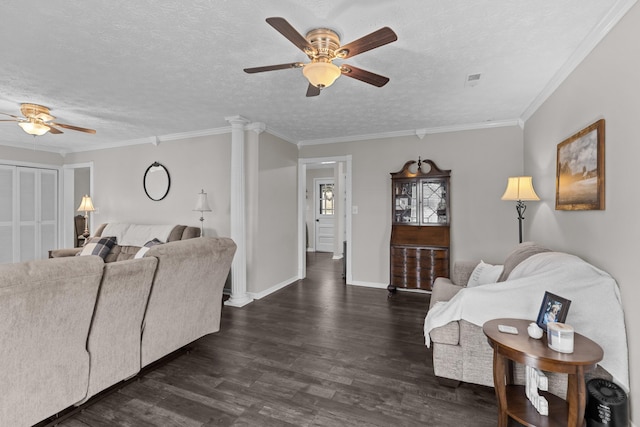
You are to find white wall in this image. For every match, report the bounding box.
[65,134,231,238]
[524,2,639,421]
[300,125,524,286]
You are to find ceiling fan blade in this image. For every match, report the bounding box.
[337,27,397,59]
[47,125,63,134]
[340,64,390,87]
[244,62,302,74]
[0,119,20,122]
[266,17,315,55]
[50,122,96,134]
[0,112,21,119]
[306,84,321,97]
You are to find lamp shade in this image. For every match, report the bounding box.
[302,62,341,88]
[77,195,95,212]
[18,120,51,136]
[501,176,540,201]
[193,189,212,212]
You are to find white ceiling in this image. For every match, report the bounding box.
[0,0,633,153]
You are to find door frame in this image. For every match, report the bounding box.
[63,162,94,248]
[297,155,352,283]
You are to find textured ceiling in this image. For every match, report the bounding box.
[0,0,632,153]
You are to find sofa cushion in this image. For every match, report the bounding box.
[77,236,117,260]
[467,261,503,287]
[497,242,550,282]
[104,245,142,263]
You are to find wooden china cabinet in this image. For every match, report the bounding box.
[388,158,450,295]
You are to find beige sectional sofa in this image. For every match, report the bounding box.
[1,225,236,427]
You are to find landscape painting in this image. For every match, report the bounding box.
[556,119,605,210]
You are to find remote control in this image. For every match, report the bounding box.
[498,324,518,334]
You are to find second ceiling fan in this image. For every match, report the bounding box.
[244,17,397,97]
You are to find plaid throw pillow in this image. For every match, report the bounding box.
[77,236,117,260]
[134,238,163,259]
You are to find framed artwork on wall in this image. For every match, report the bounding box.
[555,119,605,210]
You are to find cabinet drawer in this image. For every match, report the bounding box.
[390,246,449,291]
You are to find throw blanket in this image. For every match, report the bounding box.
[424,252,629,391]
[102,223,175,246]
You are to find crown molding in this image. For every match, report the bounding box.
[520,0,637,122]
[67,126,233,153]
[297,119,521,146]
[0,140,68,155]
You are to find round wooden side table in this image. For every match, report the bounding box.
[483,318,603,427]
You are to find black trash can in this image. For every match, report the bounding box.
[585,378,629,427]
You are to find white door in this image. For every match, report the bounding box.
[315,178,335,253]
[0,165,57,263]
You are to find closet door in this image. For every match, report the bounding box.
[0,166,16,263]
[18,167,58,261]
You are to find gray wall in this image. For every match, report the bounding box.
[0,145,64,166]
[65,134,232,238]
[524,2,639,420]
[300,125,524,286]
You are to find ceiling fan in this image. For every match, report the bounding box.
[0,103,96,136]
[244,17,397,97]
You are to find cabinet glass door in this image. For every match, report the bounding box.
[393,181,417,223]
[421,180,448,224]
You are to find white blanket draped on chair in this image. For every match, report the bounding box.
[424,251,629,391]
[102,223,175,246]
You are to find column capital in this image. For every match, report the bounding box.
[225,115,250,127]
[247,122,266,134]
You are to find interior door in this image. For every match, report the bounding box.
[315,178,335,253]
[0,165,57,263]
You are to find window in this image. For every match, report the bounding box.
[319,183,335,216]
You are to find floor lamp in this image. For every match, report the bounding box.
[501,176,540,243]
[77,195,95,238]
[193,189,212,237]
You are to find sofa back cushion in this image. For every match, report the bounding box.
[103,245,141,263]
[497,242,550,282]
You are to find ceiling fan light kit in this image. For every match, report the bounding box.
[303,61,341,88]
[244,17,397,97]
[0,103,96,137]
[18,118,51,136]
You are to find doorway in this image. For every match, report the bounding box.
[298,155,352,283]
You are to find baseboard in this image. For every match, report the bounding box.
[247,275,298,300]
[306,248,315,252]
[348,280,388,289]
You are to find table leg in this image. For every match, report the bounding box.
[566,366,588,427]
[492,349,509,427]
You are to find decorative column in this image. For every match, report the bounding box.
[225,115,253,307]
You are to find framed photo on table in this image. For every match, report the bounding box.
[536,291,571,330]
[556,119,605,210]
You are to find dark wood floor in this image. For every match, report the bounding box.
[59,252,500,426]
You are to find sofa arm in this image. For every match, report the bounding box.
[428,277,466,345]
[49,248,82,258]
[429,277,464,310]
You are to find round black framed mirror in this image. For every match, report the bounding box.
[143,162,171,201]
